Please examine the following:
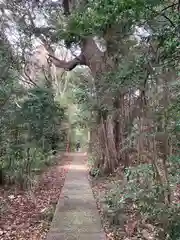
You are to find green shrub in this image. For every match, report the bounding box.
[0,83,67,187]
[105,162,180,239]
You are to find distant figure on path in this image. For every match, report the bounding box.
[76,140,80,152]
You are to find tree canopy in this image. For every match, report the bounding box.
[1,0,180,238]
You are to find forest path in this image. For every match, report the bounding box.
[46,152,106,240]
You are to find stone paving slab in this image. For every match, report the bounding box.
[46,153,106,240]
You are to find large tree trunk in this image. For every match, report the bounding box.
[47,35,147,172]
[47,35,118,172]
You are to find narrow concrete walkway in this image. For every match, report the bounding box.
[46,152,106,240]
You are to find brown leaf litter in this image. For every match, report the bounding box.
[0,155,71,240]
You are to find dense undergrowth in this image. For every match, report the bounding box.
[89,155,180,240]
[0,42,67,189]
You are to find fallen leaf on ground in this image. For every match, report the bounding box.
[0,155,71,240]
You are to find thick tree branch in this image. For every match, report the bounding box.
[48,53,87,71]
[160,3,178,12]
[37,32,86,71]
[161,13,175,27]
[33,27,56,37]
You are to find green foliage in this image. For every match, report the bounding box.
[89,167,101,178]
[88,156,101,177]
[18,87,65,152]
[105,161,180,239]
[56,0,165,46]
[67,0,162,37]
[0,45,67,187]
